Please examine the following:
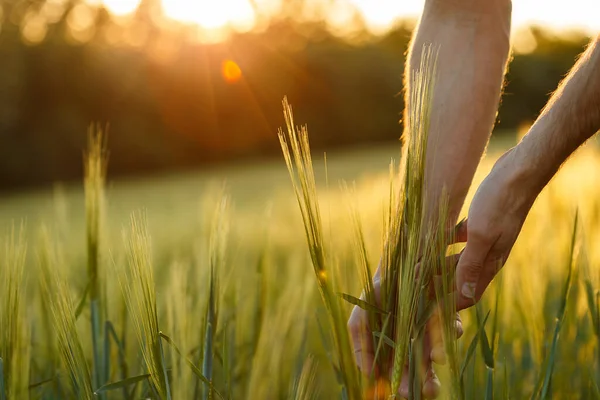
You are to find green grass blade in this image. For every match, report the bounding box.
[414,300,436,336]
[491,271,504,353]
[95,374,150,394]
[460,310,491,380]
[337,293,388,315]
[0,358,5,400]
[203,267,216,400]
[581,257,598,336]
[539,212,578,399]
[106,321,130,399]
[371,312,392,377]
[503,359,509,400]
[372,331,396,348]
[74,280,91,320]
[84,125,108,399]
[485,368,494,400]
[28,377,55,390]
[90,300,104,399]
[158,333,172,400]
[590,367,600,400]
[476,306,495,369]
[160,332,225,400]
[102,320,110,397]
[597,290,600,338]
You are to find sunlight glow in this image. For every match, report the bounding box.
[222,60,242,83]
[347,0,600,35]
[88,0,600,39]
[161,0,255,31]
[93,0,141,16]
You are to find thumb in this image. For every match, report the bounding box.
[455,232,492,310]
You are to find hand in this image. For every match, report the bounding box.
[455,148,538,310]
[347,261,464,399]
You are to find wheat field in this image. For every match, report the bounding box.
[0,108,600,399]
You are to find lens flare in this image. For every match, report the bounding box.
[222,60,242,83]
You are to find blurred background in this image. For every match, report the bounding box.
[0,0,598,192]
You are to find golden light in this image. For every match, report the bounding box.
[161,0,255,31]
[346,0,600,35]
[86,0,600,40]
[67,4,97,43]
[222,60,242,83]
[91,0,141,16]
[21,9,48,45]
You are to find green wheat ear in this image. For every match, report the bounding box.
[384,42,440,396]
[0,223,31,400]
[39,226,94,400]
[84,124,109,398]
[117,212,171,400]
[278,98,363,400]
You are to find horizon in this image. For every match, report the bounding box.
[94,0,600,39]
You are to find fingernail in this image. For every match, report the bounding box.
[430,346,447,365]
[461,282,476,299]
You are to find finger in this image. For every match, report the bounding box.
[393,356,429,398]
[457,256,505,310]
[426,312,445,364]
[348,306,375,374]
[455,233,493,310]
[428,311,463,365]
[430,253,462,298]
[420,335,441,397]
[455,312,464,339]
[349,276,386,375]
[393,339,443,399]
[388,363,409,398]
[398,352,441,400]
[422,365,441,399]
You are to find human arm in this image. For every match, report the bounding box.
[455,35,600,310]
[347,0,513,397]
[408,0,513,227]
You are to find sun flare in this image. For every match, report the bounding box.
[222,60,242,83]
[161,0,256,31]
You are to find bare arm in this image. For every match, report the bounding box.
[455,35,600,308]
[513,35,600,195]
[348,1,513,397]
[406,0,512,226]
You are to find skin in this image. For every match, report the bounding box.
[348,0,512,397]
[455,35,600,309]
[350,0,600,397]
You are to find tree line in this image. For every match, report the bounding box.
[0,1,592,190]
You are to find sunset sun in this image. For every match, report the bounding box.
[161,0,256,30]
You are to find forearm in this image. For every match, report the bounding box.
[404,0,512,226]
[512,36,600,196]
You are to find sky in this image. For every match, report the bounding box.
[95,0,600,37]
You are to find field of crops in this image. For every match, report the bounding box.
[1,113,600,399]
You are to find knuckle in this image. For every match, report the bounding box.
[467,227,494,247]
[458,258,484,280]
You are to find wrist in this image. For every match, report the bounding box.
[491,143,545,212]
